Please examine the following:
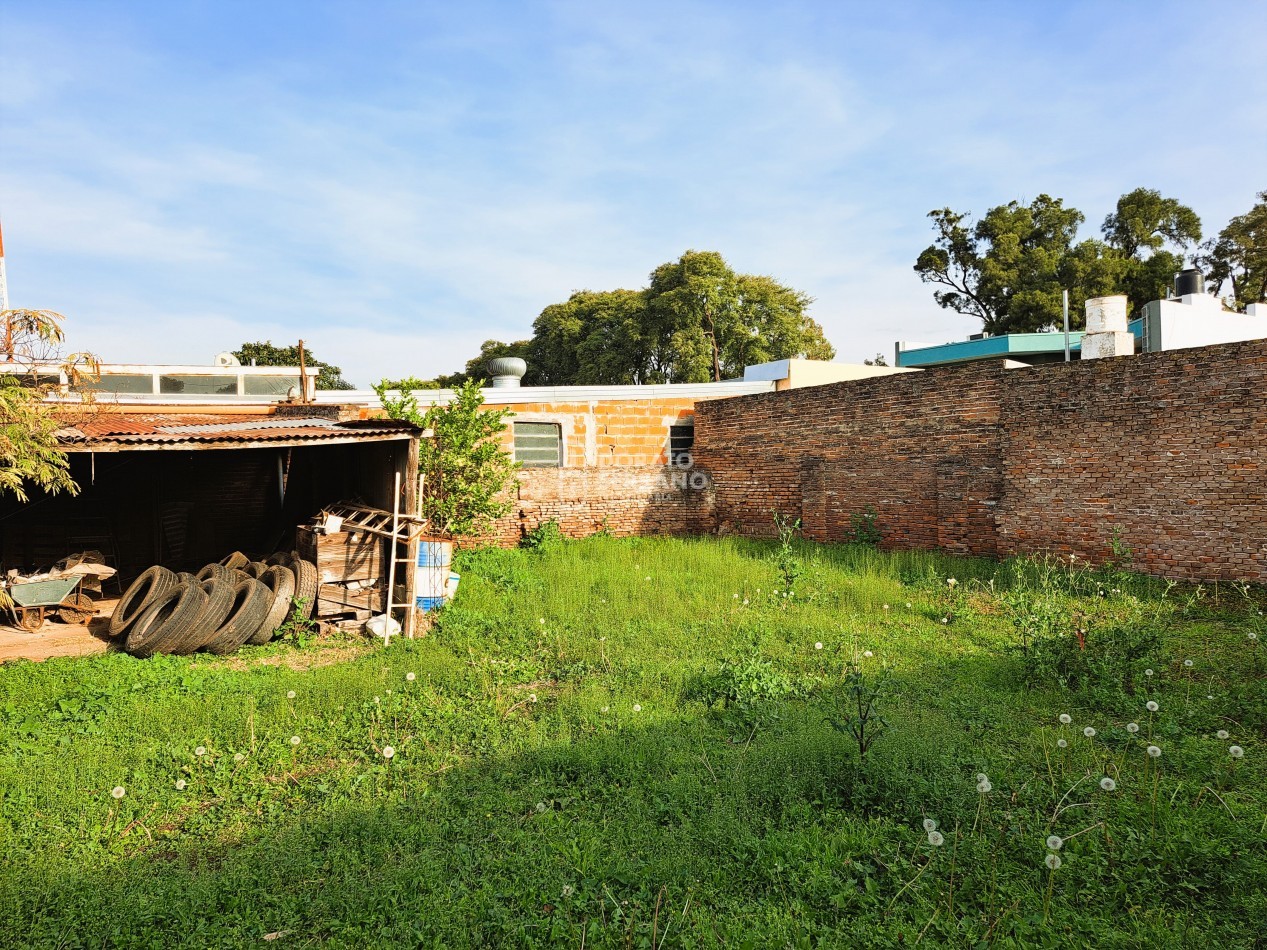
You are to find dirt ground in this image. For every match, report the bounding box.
[0,596,120,663]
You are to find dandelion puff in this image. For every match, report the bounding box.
[561,884,574,898]
[814,642,823,650]
[976,772,988,783]
[386,689,392,696]
[286,690,296,699]
[1100,777,1117,792]
[941,617,949,624]
[1216,729,1230,740]
[1229,746,1244,759]
[1126,723,1139,734]
[1057,739,1067,748]
[1059,714,1072,725]
[535,802,546,813]
[1183,659,1194,668]
[1083,726,1096,738]
[382,746,395,759]
[632,704,642,712]
[110,786,125,800]
[927,831,945,846]
[406,672,416,681]
[977,779,993,793]
[374,696,380,705]
[863,650,874,658]
[194,746,206,757]
[733,594,739,599]
[600,706,609,713]
[529,693,538,704]
[1249,632,1259,641]
[905,602,912,608]
[1045,853,1062,870]
[175,779,187,791]
[947,578,957,587]
[233,753,245,762]
[1144,669,1154,677]
[290,736,301,747]
[923,818,937,832]
[743,599,749,606]
[1147,745,1161,758]
[1046,835,1063,851]
[1146,701,1159,712]
[883,604,890,610]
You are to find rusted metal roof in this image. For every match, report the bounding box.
[56,413,417,450]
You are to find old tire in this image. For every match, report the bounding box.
[290,554,319,619]
[196,563,234,585]
[242,561,268,579]
[169,576,238,654]
[203,578,273,655]
[125,582,208,658]
[246,565,297,645]
[109,566,178,638]
[264,551,293,567]
[219,551,250,571]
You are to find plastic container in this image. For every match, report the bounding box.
[446,572,460,598]
[415,595,447,612]
[414,566,449,597]
[417,540,454,568]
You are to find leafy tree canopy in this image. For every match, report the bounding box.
[915,190,1202,332]
[232,341,355,390]
[1197,191,1267,311]
[436,251,834,387]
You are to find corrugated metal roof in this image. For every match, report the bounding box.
[56,413,416,449]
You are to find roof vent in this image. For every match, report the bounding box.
[214,351,241,367]
[1174,268,1205,298]
[487,356,527,388]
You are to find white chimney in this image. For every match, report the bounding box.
[1081,295,1134,360]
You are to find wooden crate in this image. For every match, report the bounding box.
[316,582,384,619]
[296,525,384,584]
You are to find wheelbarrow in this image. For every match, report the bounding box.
[4,575,95,631]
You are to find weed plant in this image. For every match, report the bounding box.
[0,536,1263,947]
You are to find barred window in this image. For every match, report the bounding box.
[669,424,694,465]
[514,422,563,467]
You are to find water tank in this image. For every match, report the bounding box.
[487,356,527,388]
[1174,268,1205,297]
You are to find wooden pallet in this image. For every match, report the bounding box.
[297,526,383,584]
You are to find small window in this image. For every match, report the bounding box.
[514,422,563,467]
[160,374,239,395]
[244,375,300,396]
[80,373,155,394]
[669,423,694,465]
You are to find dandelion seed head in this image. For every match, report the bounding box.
[382,746,395,759]
[175,779,187,791]
[406,672,416,681]
[289,735,301,747]
[600,706,609,713]
[1147,745,1162,758]
[1146,701,1159,712]
[194,746,206,757]
[977,779,993,793]
[1248,632,1258,641]
[374,696,380,704]
[1126,722,1140,734]
[923,818,937,832]
[1057,739,1067,748]
[864,650,874,658]
[883,604,890,610]
[1059,714,1072,725]
[1183,659,1194,668]
[110,786,125,799]
[1083,726,1096,738]
[1229,746,1244,759]
[941,617,949,624]
[814,642,823,650]
[1100,777,1117,792]
[976,772,988,783]
[1144,669,1154,677]
[529,693,538,703]
[947,578,957,587]
[1046,835,1063,851]
[286,690,296,699]
[1217,729,1230,740]
[1045,853,1062,870]
[233,753,245,762]
[561,884,574,898]
[905,602,912,608]
[927,831,945,846]
[743,599,749,606]
[535,802,546,813]
[632,704,642,712]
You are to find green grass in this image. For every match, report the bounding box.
[1,536,1264,948]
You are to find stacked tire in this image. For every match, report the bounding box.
[110,551,319,658]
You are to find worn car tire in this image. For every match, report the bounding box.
[203,578,273,655]
[124,582,208,658]
[109,566,178,638]
[196,563,234,585]
[264,551,293,567]
[242,561,269,579]
[246,565,297,645]
[169,575,238,654]
[219,551,250,571]
[290,554,319,619]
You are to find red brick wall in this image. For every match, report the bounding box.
[694,339,1267,582]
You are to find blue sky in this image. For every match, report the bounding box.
[2,0,1264,386]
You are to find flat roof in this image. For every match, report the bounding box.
[55,412,417,452]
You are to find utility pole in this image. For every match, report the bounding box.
[1062,289,1071,362]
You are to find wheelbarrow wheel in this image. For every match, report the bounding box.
[58,593,96,625]
[18,607,44,631]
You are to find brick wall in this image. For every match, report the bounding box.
[694,339,1267,582]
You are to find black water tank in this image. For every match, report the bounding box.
[1174,268,1205,297]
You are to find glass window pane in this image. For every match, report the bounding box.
[514,422,562,467]
[159,374,239,395]
[244,375,299,396]
[79,374,154,394]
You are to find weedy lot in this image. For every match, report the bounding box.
[1,536,1264,948]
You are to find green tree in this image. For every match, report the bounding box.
[1101,188,1201,314]
[1,310,98,502]
[232,341,356,390]
[1198,191,1267,311]
[372,377,517,538]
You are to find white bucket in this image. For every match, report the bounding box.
[414,566,449,597]
[446,572,460,598]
